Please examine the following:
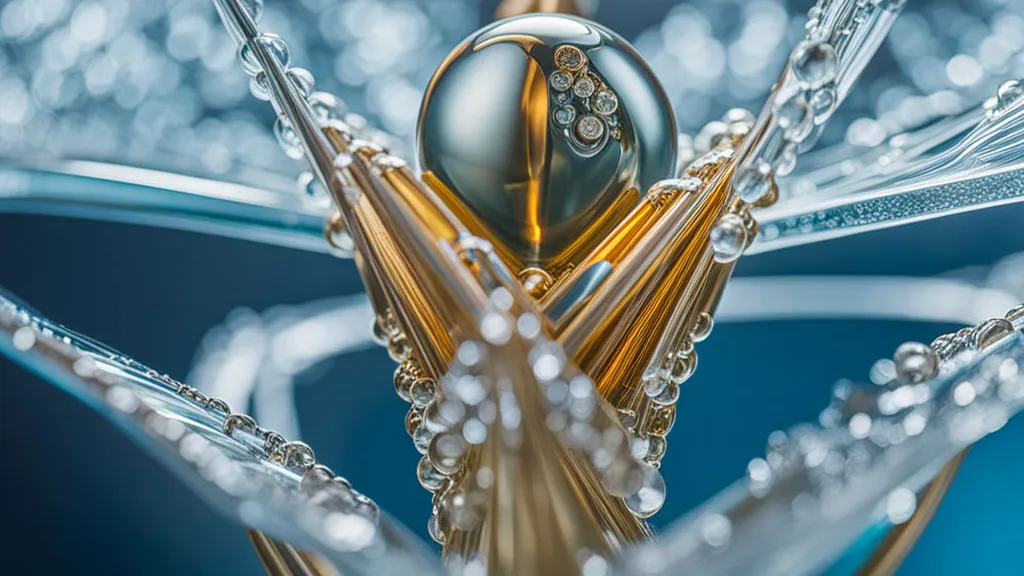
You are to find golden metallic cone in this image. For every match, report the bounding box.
[326,143,653,569]
[443,336,649,575]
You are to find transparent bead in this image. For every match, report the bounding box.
[666,350,696,385]
[652,382,679,406]
[776,96,813,142]
[996,80,1024,109]
[423,400,447,434]
[417,455,447,491]
[790,41,838,89]
[301,464,335,490]
[710,213,748,263]
[625,465,666,518]
[974,318,1014,348]
[413,424,433,454]
[554,105,576,126]
[263,432,285,461]
[387,334,412,362]
[728,120,752,140]
[428,513,445,544]
[774,141,799,177]
[549,70,572,92]
[353,493,379,519]
[809,85,836,118]
[249,73,270,101]
[424,398,464,434]
[1006,304,1024,330]
[287,68,315,99]
[283,442,316,471]
[297,171,330,208]
[273,117,303,159]
[405,408,421,436]
[309,92,346,123]
[593,90,619,115]
[648,405,675,436]
[690,312,713,342]
[643,370,670,400]
[723,107,755,125]
[394,366,414,402]
[429,433,467,475]
[893,342,939,384]
[410,378,436,408]
[239,33,290,76]
[240,0,264,22]
[373,317,391,347]
[618,409,638,431]
[645,435,667,465]
[731,160,773,204]
[694,120,729,153]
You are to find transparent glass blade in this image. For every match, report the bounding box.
[0,160,329,253]
[753,96,1024,254]
[0,286,439,576]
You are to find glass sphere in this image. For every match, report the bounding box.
[417,14,677,267]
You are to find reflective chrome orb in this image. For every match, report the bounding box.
[418,14,677,267]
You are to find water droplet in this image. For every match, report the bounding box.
[273,117,303,159]
[287,67,315,99]
[790,41,838,89]
[417,455,447,491]
[239,33,290,76]
[710,213,749,262]
[410,378,436,407]
[248,72,270,101]
[308,91,346,123]
[893,342,938,384]
[625,465,666,517]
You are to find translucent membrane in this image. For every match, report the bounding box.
[0,286,439,576]
[619,330,1024,576]
[0,160,328,253]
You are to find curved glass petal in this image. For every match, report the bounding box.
[620,328,1024,575]
[0,286,439,576]
[0,161,329,252]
